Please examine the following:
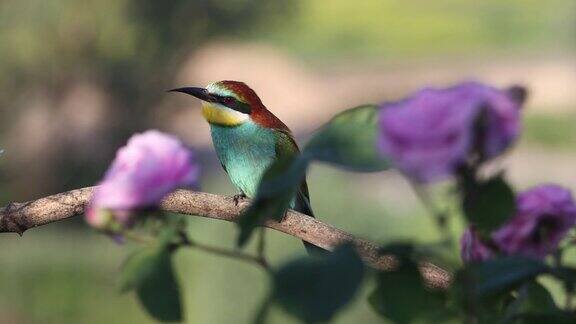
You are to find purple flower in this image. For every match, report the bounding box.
[460,227,494,263]
[86,130,199,231]
[377,82,524,183]
[492,184,576,259]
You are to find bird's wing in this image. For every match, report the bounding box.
[273,128,300,156]
[274,130,314,217]
[275,129,326,254]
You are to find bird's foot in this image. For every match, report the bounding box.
[232,193,247,206]
[279,210,289,222]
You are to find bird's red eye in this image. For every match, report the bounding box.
[222,97,234,104]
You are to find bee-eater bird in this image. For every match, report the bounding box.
[170,81,322,253]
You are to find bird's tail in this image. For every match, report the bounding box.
[295,190,329,255]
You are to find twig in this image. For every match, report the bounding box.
[122,231,157,245]
[180,235,272,273]
[408,181,454,246]
[257,228,266,259]
[0,187,452,289]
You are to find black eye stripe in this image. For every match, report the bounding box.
[216,95,251,114]
[216,96,235,105]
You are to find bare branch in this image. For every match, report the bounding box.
[0,187,452,289]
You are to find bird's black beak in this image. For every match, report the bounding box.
[168,87,215,102]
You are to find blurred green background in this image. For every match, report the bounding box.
[0,0,574,323]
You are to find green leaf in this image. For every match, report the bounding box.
[237,191,293,247]
[462,174,515,233]
[517,281,559,315]
[157,221,183,248]
[273,244,365,323]
[458,257,549,298]
[136,249,182,322]
[303,104,390,172]
[368,258,447,323]
[119,246,183,322]
[119,247,162,293]
[236,156,306,247]
[451,258,549,320]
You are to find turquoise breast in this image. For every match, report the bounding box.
[209,121,277,197]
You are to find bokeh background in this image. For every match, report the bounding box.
[0,0,575,323]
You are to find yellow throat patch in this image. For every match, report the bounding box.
[201,102,248,126]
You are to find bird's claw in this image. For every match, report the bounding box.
[279,210,289,222]
[232,193,247,206]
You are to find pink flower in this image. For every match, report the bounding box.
[492,184,576,259]
[86,130,199,231]
[377,82,524,183]
[460,227,494,263]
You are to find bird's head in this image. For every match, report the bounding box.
[170,80,264,127]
